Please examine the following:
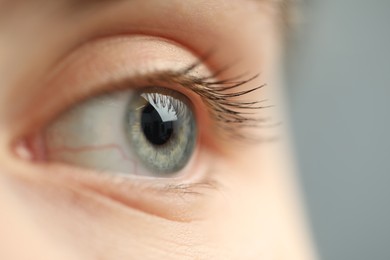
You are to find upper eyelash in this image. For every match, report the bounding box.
[140,57,276,141]
[51,52,276,143]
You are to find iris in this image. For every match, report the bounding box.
[126,88,197,174]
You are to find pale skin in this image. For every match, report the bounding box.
[0,0,316,259]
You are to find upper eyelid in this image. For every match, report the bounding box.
[51,63,269,141]
[19,64,269,150]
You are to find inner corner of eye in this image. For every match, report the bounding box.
[38,86,199,177]
[13,139,34,162]
[12,131,46,163]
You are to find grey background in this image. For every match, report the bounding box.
[286,0,390,259]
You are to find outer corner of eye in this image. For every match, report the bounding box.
[22,85,203,181]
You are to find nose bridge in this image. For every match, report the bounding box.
[0,173,72,260]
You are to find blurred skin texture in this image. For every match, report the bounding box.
[0,0,316,259]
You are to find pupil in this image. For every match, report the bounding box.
[141,103,174,145]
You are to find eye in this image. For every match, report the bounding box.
[16,35,268,201]
[43,86,197,176]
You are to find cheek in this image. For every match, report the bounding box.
[202,146,290,258]
[1,145,278,260]
[3,172,226,259]
[0,174,79,260]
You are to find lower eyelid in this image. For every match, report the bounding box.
[8,128,218,221]
[12,155,218,222]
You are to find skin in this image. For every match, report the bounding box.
[0,0,316,259]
